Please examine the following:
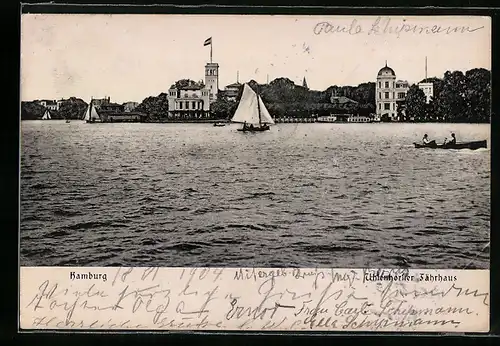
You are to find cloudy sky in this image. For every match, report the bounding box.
[21,14,490,103]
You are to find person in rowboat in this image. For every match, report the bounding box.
[422,134,432,144]
[444,133,456,145]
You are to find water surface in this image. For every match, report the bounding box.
[20,121,490,268]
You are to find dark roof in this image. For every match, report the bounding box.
[101,102,123,107]
[378,66,396,77]
[225,82,242,88]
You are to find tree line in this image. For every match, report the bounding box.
[21,97,88,120]
[404,68,490,123]
[21,68,490,123]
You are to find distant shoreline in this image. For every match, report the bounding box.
[21,119,489,125]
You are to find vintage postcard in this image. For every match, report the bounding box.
[19,12,491,332]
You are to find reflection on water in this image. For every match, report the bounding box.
[20,121,490,268]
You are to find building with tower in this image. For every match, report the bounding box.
[302,77,308,89]
[375,62,409,121]
[167,38,220,119]
[167,62,219,119]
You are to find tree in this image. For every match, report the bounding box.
[435,70,467,122]
[58,97,88,119]
[464,68,490,123]
[210,94,236,119]
[405,85,427,121]
[21,101,45,120]
[135,93,169,119]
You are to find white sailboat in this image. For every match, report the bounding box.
[231,83,274,132]
[41,109,52,120]
[83,99,101,123]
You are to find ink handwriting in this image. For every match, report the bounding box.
[313,17,485,38]
[21,267,489,331]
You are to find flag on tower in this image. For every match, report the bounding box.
[204,37,212,46]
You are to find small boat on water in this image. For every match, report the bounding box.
[213,122,226,127]
[414,139,487,150]
[231,83,275,132]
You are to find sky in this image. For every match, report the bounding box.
[21,14,491,104]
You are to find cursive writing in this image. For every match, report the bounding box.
[314,17,485,38]
[20,267,489,332]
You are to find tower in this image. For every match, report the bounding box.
[375,61,397,121]
[205,62,219,102]
[302,77,308,89]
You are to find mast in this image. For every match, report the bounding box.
[425,56,428,80]
[256,90,262,126]
[89,98,93,122]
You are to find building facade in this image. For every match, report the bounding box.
[375,63,409,121]
[123,101,139,112]
[418,82,434,103]
[167,62,219,118]
[222,82,242,101]
[38,100,58,111]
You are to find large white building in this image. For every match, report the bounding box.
[418,82,434,103]
[38,99,58,111]
[375,62,409,121]
[167,62,219,118]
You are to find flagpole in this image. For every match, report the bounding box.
[210,41,213,63]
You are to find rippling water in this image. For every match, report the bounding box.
[20,121,490,268]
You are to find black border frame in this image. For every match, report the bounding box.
[6,1,499,344]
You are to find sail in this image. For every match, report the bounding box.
[231,84,261,124]
[257,95,274,124]
[42,110,51,120]
[83,104,100,121]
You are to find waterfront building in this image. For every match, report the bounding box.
[92,97,111,108]
[221,71,242,101]
[167,62,219,118]
[418,83,434,103]
[330,91,358,107]
[375,62,409,121]
[37,99,58,111]
[223,82,242,101]
[347,115,372,123]
[123,101,139,112]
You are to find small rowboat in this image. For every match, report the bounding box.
[213,122,227,127]
[413,139,487,150]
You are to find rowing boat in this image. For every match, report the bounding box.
[413,139,487,150]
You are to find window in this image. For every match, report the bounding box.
[393,92,395,99]
[379,82,381,88]
[179,102,183,110]
[393,82,395,88]
[379,103,381,110]
[384,103,390,110]
[385,82,389,88]
[385,92,389,99]
[192,101,196,109]
[379,92,381,99]
[398,92,406,99]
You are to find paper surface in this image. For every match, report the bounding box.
[20,267,489,332]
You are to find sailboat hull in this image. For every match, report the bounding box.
[237,125,270,132]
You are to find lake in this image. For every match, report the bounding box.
[20,121,490,268]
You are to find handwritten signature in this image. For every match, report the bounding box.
[313,17,485,38]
